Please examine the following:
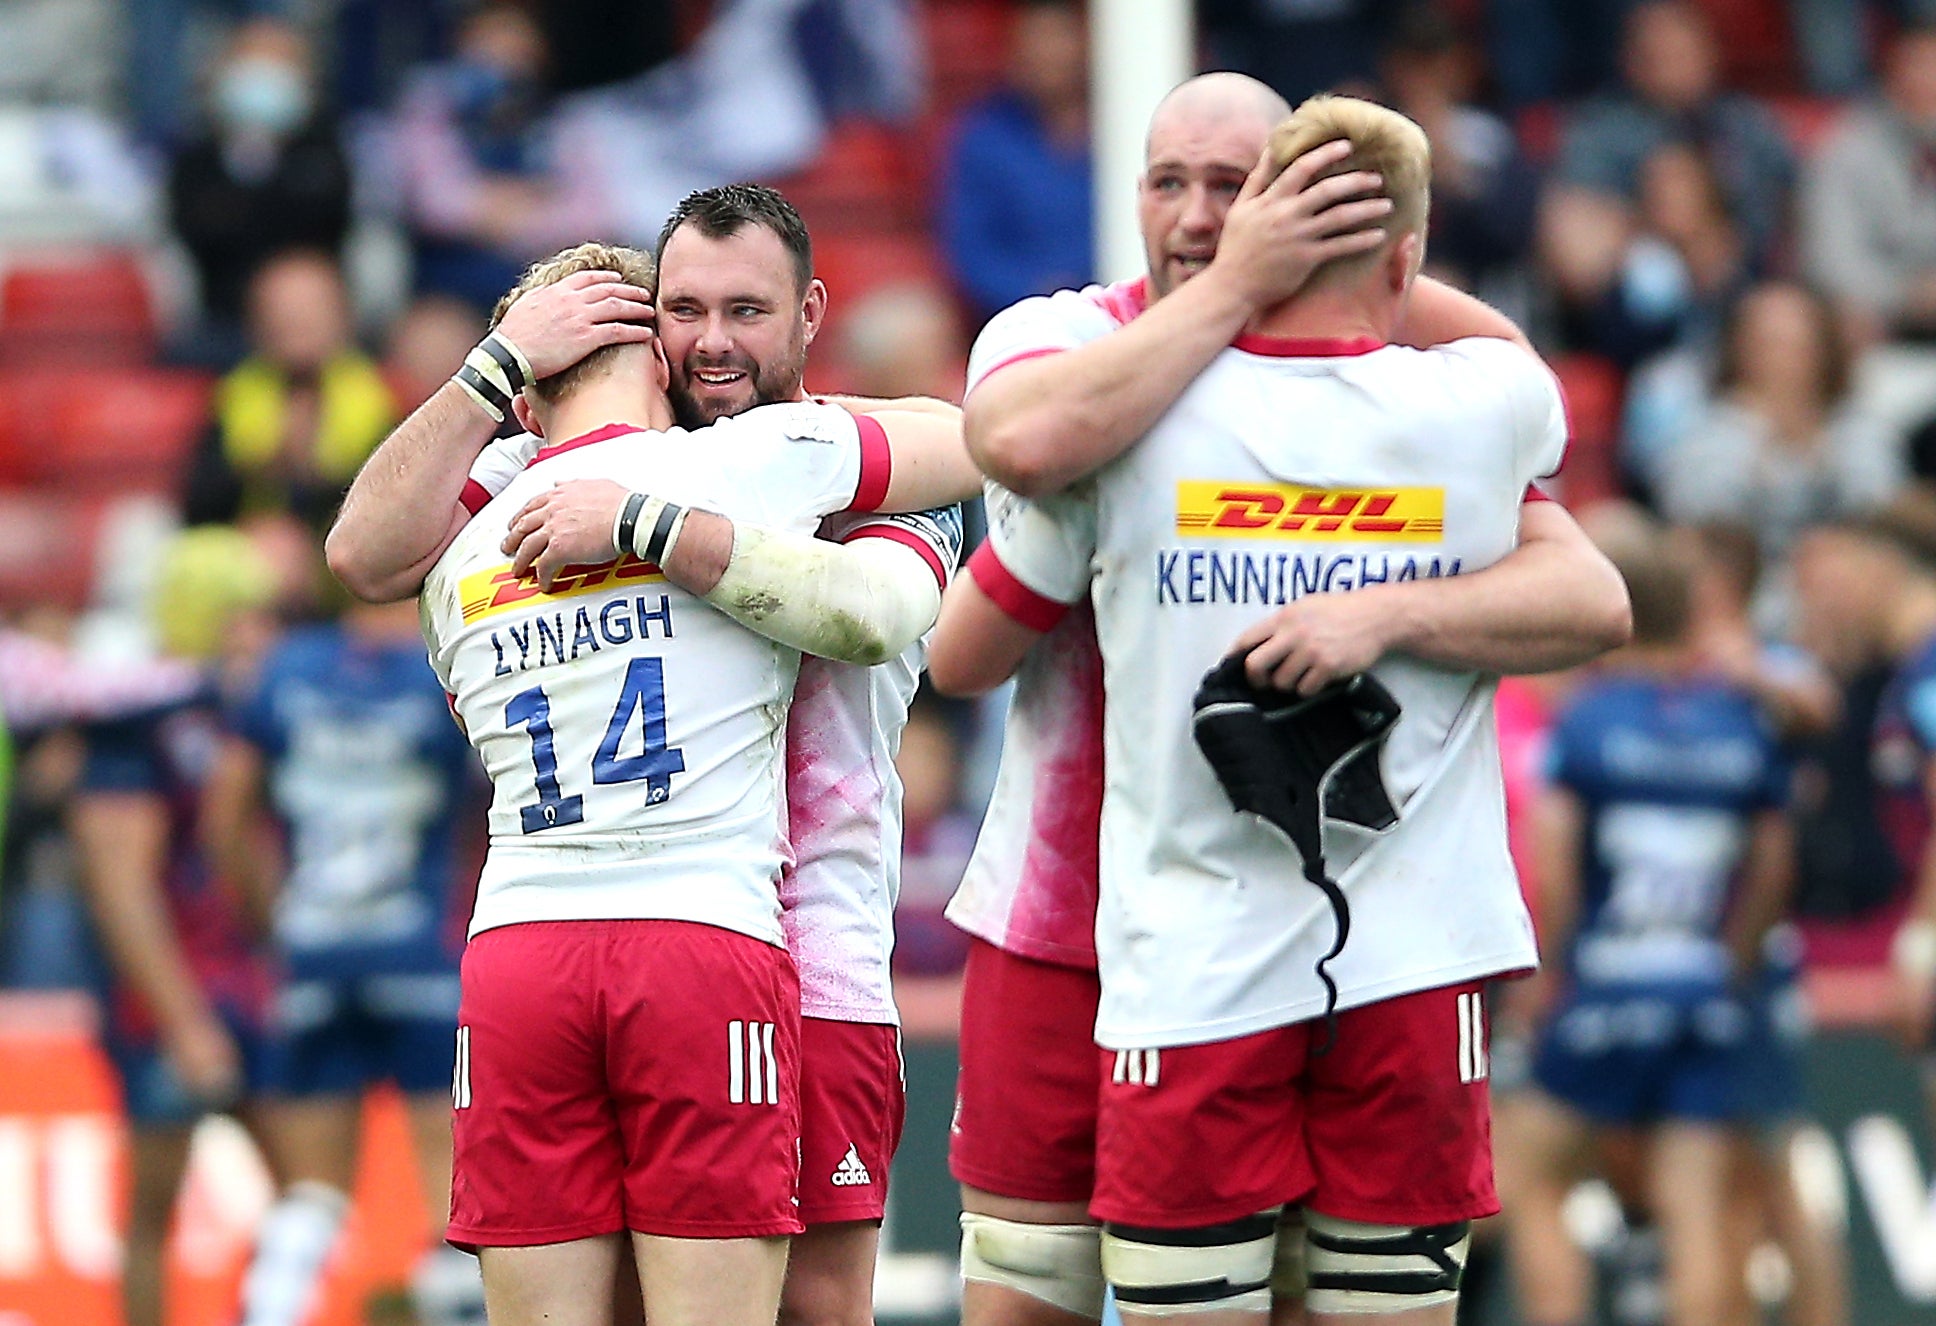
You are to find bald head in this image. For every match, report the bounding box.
[1138,74,1292,298]
[1145,73,1291,160]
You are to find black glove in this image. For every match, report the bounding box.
[1191,656,1403,1049]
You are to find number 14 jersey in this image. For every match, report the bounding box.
[420,408,889,945]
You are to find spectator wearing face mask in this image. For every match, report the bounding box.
[166,18,352,360]
[393,2,612,311]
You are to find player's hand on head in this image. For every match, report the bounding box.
[1229,592,1396,695]
[1217,139,1393,311]
[496,269,657,380]
[503,478,632,590]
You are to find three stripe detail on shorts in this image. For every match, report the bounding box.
[1456,992,1488,1084]
[728,1019,781,1105]
[453,1026,473,1109]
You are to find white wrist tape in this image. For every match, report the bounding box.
[614,492,689,568]
[705,525,940,665]
[451,330,533,423]
[1894,919,1936,981]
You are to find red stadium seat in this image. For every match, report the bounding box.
[771,119,924,233]
[1549,353,1626,508]
[923,0,1015,113]
[1690,0,1800,93]
[811,231,947,308]
[0,367,211,494]
[0,251,158,365]
[0,490,106,611]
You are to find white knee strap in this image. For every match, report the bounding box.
[1101,1211,1279,1318]
[1302,1211,1471,1316]
[959,1214,1106,1320]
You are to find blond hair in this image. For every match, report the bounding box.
[1262,96,1432,285]
[491,241,657,403]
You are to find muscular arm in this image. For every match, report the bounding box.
[1724,809,1795,980]
[503,481,943,664]
[326,270,657,603]
[326,382,492,602]
[870,406,981,510]
[1532,787,1585,972]
[1394,276,1535,355]
[70,790,241,1102]
[925,570,1049,697]
[966,143,1391,496]
[1233,499,1633,692]
[200,737,280,937]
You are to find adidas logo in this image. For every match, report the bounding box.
[830,1144,872,1187]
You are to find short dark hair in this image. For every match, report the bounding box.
[655,184,814,292]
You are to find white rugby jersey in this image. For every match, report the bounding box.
[460,421,962,1024]
[781,506,962,1024]
[422,406,889,943]
[972,319,1565,1049]
[941,279,1147,970]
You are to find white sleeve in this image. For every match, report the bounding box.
[964,288,1124,399]
[463,433,543,513]
[981,481,1097,607]
[1441,337,1568,484]
[821,505,965,592]
[700,403,890,524]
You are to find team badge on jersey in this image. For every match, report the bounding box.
[459,555,666,624]
[1175,481,1445,542]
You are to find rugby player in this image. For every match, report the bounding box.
[936,94,1629,1326]
[204,592,481,1326]
[69,528,281,1326]
[927,73,1629,1326]
[1506,523,1796,1326]
[486,187,969,1326]
[337,229,972,1326]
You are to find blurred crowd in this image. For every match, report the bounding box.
[3,0,1936,1323]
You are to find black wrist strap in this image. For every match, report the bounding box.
[615,492,648,557]
[642,501,684,566]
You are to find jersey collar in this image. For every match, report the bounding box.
[1231,334,1387,358]
[530,422,640,466]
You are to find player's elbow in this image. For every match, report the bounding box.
[964,396,1059,498]
[1590,572,1635,653]
[324,527,415,604]
[925,641,1007,698]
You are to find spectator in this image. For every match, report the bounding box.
[1482,0,1635,106]
[1540,1,1794,309]
[166,18,353,357]
[939,0,1092,325]
[180,250,396,534]
[1201,0,1389,105]
[1803,22,1936,348]
[382,294,483,414]
[1591,143,1749,372]
[1787,0,1936,95]
[1660,282,1899,568]
[1378,5,1539,303]
[393,2,612,311]
[831,281,966,402]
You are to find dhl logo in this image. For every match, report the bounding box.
[1175,481,1444,542]
[458,554,665,624]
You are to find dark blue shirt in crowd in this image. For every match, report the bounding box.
[941,90,1093,325]
[1549,672,1789,998]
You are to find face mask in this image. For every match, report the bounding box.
[214,57,311,137]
